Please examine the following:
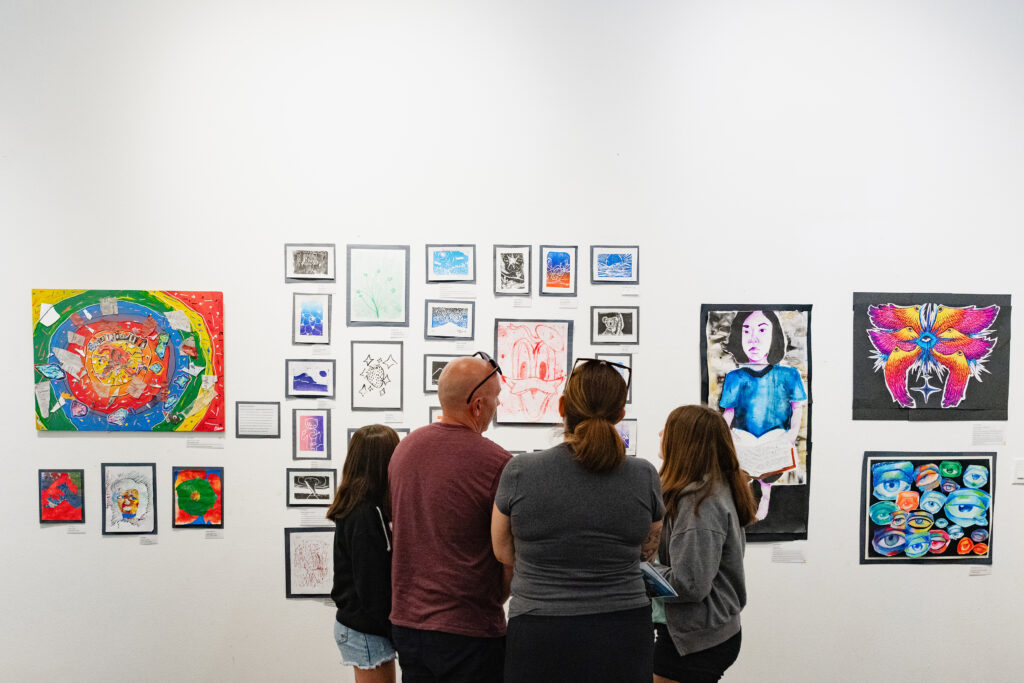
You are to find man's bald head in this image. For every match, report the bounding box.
[438,356,493,411]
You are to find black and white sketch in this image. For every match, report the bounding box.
[591,306,639,345]
[494,244,531,296]
[351,341,403,411]
[286,468,337,507]
[424,300,475,340]
[285,243,336,282]
[423,354,460,392]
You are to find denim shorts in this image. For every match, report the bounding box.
[334,620,396,670]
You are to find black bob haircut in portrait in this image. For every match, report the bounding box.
[724,310,787,365]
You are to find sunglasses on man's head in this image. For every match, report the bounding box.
[569,357,632,391]
[466,351,504,404]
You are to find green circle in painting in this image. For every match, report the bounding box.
[176,477,216,516]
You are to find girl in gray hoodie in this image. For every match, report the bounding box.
[655,405,759,683]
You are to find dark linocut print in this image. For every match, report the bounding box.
[852,292,1011,421]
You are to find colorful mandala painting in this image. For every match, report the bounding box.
[33,289,224,431]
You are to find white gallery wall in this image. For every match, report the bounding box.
[2,1,1023,681]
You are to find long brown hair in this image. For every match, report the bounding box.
[562,360,628,473]
[659,405,757,526]
[326,424,400,521]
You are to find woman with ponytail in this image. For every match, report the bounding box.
[654,405,758,683]
[491,359,664,683]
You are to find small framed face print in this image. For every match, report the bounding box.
[39,469,85,523]
[426,244,476,283]
[595,353,633,404]
[286,468,337,507]
[616,419,638,456]
[171,467,224,528]
[293,408,331,460]
[293,293,332,344]
[423,354,460,393]
[285,243,336,282]
[590,245,639,284]
[591,306,639,345]
[494,245,531,296]
[424,300,475,340]
[285,359,336,399]
[539,245,578,296]
[101,463,157,535]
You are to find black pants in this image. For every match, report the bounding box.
[391,625,505,683]
[505,605,653,683]
[653,624,741,683]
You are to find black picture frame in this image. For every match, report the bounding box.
[425,244,477,283]
[285,359,337,399]
[170,466,224,529]
[286,468,338,507]
[595,352,633,404]
[424,300,476,340]
[292,408,332,460]
[590,245,639,285]
[101,462,158,535]
[351,341,404,411]
[423,354,460,392]
[292,292,332,345]
[538,245,578,297]
[493,244,531,296]
[284,242,336,282]
[235,401,281,438]
[590,306,640,345]
[38,469,85,524]
[493,318,574,425]
[284,527,335,598]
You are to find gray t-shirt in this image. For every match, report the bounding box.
[495,443,665,618]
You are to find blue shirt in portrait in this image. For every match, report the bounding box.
[719,365,807,437]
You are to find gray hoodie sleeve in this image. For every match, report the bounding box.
[661,526,726,602]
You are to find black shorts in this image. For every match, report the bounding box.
[653,624,741,683]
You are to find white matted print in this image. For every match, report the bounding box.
[590,245,639,284]
[285,243,336,282]
[539,245,578,296]
[285,359,336,398]
[424,300,475,340]
[426,244,476,283]
[292,408,331,460]
[591,306,639,345]
[285,527,334,597]
[616,419,638,456]
[423,354,460,392]
[101,463,157,535]
[351,341,403,411]
[346,245,410,326]
[595,353,633,404]
[494,319,573,424]
[286,469,337,507]
[494,244,531,296]
[293,293,331,344]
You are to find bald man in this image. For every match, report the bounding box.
[388,355,513,682]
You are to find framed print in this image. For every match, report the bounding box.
[346,244,410,327]
[285,527,334,597]
[293,408,331,460]
[590,245,639,284]
[423,354,460,392]
[284,243,336,282]
[595,353,633,404]
[860,452,995,564]
[235,401,280,438]
[493,244,531,296]
[101,463,157,535]
[429,406,443,423]
[701,304,812,542]
[348,427,409,442]
[424,300,475,340]
[39,469,85,523]
[426,244,476,283]
[539,245,578,296]
[292,293,332,344]
[494,318,573,424]
[616,419,638,456]
[852,293,1010,421]
[171,466,223,528]
[286,468,337,507]
[32,289,224,432]
[591,306,639,345]
[285,359,336,399]
[351,341,403,411]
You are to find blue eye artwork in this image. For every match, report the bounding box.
[862,453,994,564]
[961,465,989,489]
[919,491,947,515]
[871,461,913,500]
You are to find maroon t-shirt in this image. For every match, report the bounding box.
[389,422,512,638]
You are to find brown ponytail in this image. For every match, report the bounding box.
[562,361,628,473]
